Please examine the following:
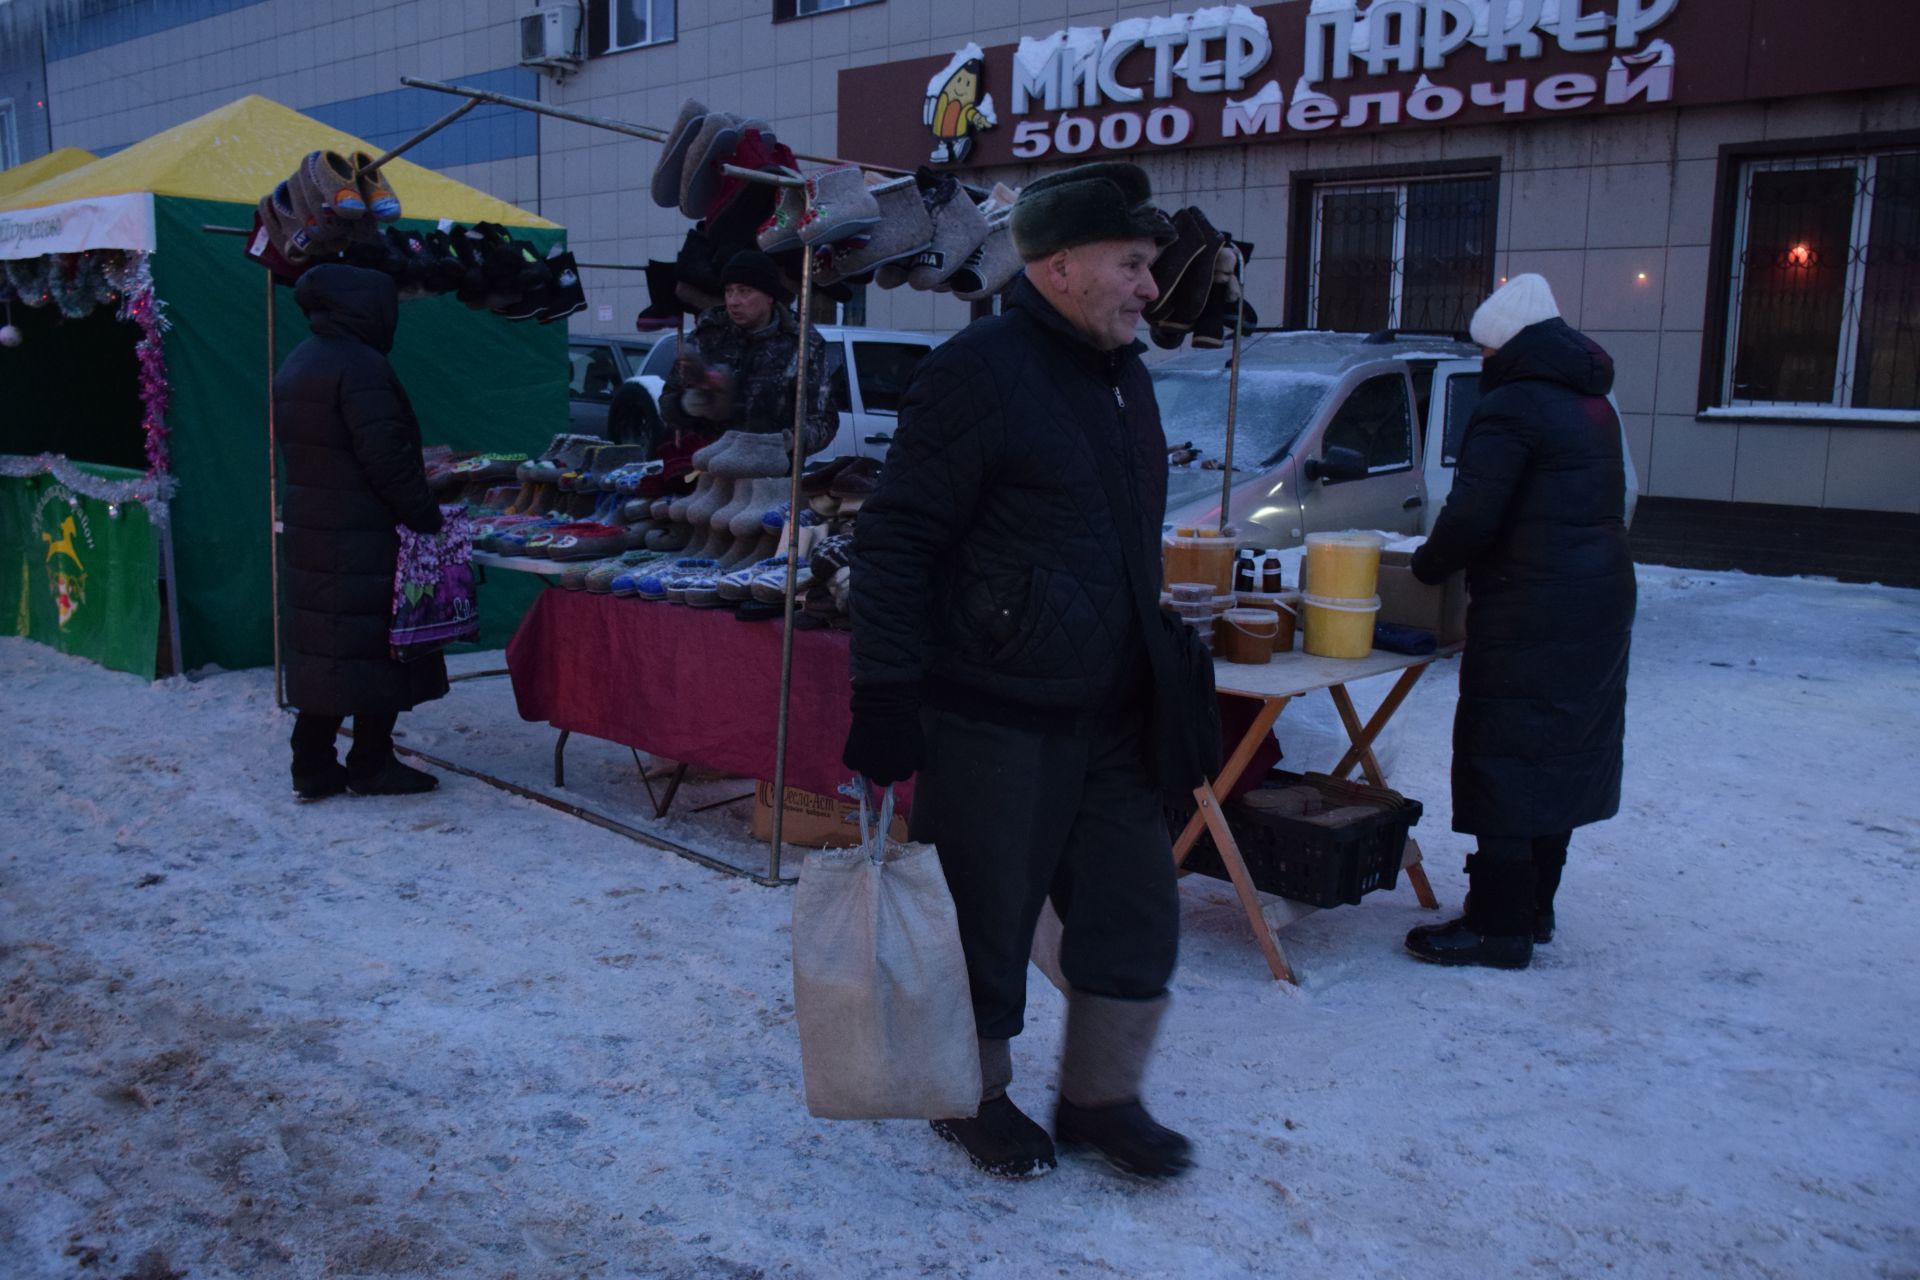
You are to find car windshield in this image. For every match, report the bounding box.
[1151,367,1334,472]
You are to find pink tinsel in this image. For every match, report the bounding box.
[117,258,171,478]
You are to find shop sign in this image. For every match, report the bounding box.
[844,0,1741,169]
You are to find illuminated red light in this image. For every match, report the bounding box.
[1787,243,1813,267]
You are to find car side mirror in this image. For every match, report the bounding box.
[1305,445,1368,484]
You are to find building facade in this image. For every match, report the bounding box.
[9,0,1919,514]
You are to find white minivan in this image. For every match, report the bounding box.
[1153,330,1639,543]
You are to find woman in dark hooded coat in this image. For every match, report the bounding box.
[275,264,445,798]
[1406,273,1635,969]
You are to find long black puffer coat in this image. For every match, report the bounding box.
[850,277,1168,720]
[275,264,447,718]
[1411,317,1636,837]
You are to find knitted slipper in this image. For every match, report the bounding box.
[717,555,785,601]
[682,577,727,608]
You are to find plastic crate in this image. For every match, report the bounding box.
[1169,769,1422,909]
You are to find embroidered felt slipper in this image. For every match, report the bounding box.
[799,164,883,247]
[352,153,402,222]
[586,550,665,594]
[750,562,812,604]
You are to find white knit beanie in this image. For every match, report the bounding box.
[1469,273,1560,351]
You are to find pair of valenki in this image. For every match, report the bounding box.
[1146,206,1258,350]
[258,150,402,266]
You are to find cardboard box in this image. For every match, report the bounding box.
[750,781,909,849]
[1375,550,1467,647]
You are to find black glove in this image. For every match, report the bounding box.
[842,682,925,786]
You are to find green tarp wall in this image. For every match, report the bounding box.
[1,464,160,679]
[150,197,566,672]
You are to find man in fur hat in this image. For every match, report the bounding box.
[659,249,833,458]
[846,162,1207,1182]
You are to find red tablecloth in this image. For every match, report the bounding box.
[506,588,1272,807]
[506,589,888,804]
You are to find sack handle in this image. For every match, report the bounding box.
[851,776,896,852]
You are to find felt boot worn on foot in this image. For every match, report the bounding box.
[1055,991,1190,1178]
[930,1094,1056,1180]
[348,758,439,796]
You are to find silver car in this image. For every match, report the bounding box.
[1153,331,1639,545]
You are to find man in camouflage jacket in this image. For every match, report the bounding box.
[659,250,834,458]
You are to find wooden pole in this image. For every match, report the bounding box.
[367,97,481,173]
[1219,288,1246,534]
[768,229,817,883]
[400,77,913,176]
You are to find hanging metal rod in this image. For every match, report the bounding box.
[369,96,481,173]
[400,76,912,176]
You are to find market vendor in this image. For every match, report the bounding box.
[658,249,834,460]
[845,162,1204,1183]
[1404,273,1636,971]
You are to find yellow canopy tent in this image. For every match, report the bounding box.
[1,95,566,676]
[0,147,99,202]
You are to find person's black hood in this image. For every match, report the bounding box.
[295,263,399,355]
[1482,316,1612,398]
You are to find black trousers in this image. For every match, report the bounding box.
[290,710,398,780]
[1473,831,1573,929]
[910,704,1179,1041]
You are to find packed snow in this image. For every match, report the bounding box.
[3,564,1918,1278]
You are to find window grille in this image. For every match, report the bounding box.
[1723,150,1920,410]
[1306,174,1495,334]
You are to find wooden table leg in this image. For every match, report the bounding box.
[1173,694,1289,869]
[1193,783,1296,984]
[1328,662,1430,788]
[1401,835,1439,909]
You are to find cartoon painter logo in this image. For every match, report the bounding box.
[925,43,997,164]
[34,487,93,629]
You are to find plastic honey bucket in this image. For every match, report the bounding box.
[1235,590,1300,652]
[1302,531,1384,601]
[1162,527,1238,596]
[1301,593,1380,659]
[1218,608,1278,664]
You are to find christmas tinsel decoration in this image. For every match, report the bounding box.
[0,452,175,523]
[115,253,173,477]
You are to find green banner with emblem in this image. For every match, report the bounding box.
[1,465,160,680]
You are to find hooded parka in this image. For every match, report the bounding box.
[275,264,447,717]
[1410,317,1635,837]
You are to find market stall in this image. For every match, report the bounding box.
[0,96,566,678]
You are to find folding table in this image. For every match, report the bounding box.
[1174,645,1463,983]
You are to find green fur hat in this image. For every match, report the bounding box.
[1010,162,1177,261]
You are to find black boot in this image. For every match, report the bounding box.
[290,712,349,801]
[1406,852,1534,970]
[293,762,350,802]
[1054,992,1192,1179]
[347,756,440,796]
[930,1095,1056,1180]
[1532,833,1570,943]
[1055,1098,1193,1179]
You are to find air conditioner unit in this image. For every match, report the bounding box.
[519,2,582,73]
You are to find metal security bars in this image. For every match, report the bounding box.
[1723,150,1920,411]
[1306,173,1495,334]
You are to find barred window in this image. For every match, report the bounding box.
[1305,174,1496,334]
[1723,150,1920,410]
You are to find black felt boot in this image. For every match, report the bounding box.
[1532,833,1570,943]
[929,1038,1055,1180]
[1406,853,1534,970]
[1053,992,1192,1179]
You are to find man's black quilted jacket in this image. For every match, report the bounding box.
[849,277,1168,718]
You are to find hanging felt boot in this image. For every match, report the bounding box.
[1053,992,1192,1180]
[1405,851,1535,969]
[930,1037,1056,1180]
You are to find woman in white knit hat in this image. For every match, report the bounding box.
[1406,274,1637,970]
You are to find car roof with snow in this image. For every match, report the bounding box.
[1150,329,1481,376]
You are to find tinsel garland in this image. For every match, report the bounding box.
[116,253,173,477]
[0,451,175,522]
[46,251,117,318]
[4,256,52,308]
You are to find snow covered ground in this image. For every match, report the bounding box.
[3,564,1918,1279]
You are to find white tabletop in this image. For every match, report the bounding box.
[1211,644,1461,700]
